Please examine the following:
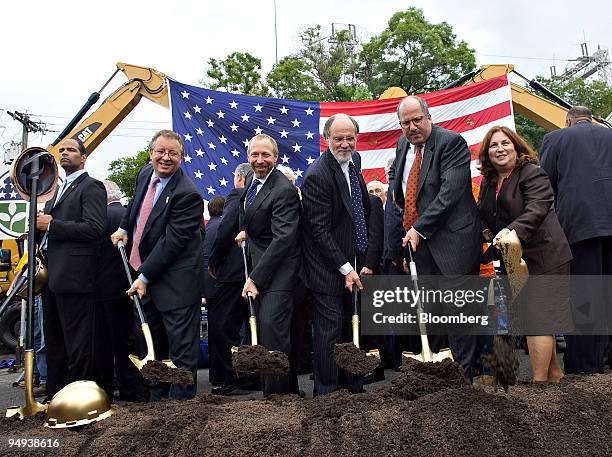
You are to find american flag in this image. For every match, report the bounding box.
[0,172,21,201]
[169,75,514,197]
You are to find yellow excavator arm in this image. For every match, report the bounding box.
[457,64,609,130]
[381,64,609,131]
[46,62,169,160]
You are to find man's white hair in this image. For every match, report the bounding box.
[103,180,123,203]
[277,165,297,183]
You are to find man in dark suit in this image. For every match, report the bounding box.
[208,163,252,394]
[362,194,384,275]
[201,196,225,303]
[93,180,146,402]
[111,129,204,400]
[361,193,386,380]
[301,113,371,396]
[35,138,107,399]
[540,106,612,374]
[235,134,301,397]
[389,96,481,381]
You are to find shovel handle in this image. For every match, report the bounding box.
[406,243,428,337]
[240,242,257,318]
[117,240,146,325]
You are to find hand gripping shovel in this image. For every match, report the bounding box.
[402,244,454,363]
[230,241,289,376]
[117,240,177,371]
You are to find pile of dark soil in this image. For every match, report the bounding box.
[140,360,194,385]
[388,357,467,399]
[2,361,610,456]
[232,344,289,375]
[334,342,380,376]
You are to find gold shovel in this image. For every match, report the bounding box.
[231,241,260,355]
[117,240,177,370]
[230,241,289,376]
[402,244,454,363]
[351,285,380,360]
[6,349,47,419]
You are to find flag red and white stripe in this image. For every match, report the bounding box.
[319,75,515,186]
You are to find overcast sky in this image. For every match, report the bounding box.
[1,0,610,180]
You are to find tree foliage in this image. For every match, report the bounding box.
[266,56,322,101]
[295,25,361,101]
[535,76,612,118]
[204,52,268,96]
[359,8,476,97]
[107,148,150,199]
[204,8,475,102]
[516,77,612,152]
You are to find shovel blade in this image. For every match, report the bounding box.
[161,359,177,369]
[402,347,454,363]
[366,349,381,360]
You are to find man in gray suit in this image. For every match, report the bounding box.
[540,106,612,374]
[389,96,481,381]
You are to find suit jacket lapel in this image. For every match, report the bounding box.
[417,131,436,195]
[245,171,274,226]
[53,173,88,208]
[394,139,409,203]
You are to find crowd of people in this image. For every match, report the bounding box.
[31,97,611,402]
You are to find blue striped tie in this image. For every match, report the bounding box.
[245,179,260,208]
[349,163,368,253]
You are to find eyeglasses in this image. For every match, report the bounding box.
[399,116,426,128]
[153,149,181,158]
[331,136,356,143]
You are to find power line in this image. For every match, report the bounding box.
[477,53,573,62]
[0,110,169,125]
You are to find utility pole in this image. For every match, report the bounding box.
[7,111,48,152]
[273,0,278,64]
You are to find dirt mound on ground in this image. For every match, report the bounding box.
[1,367,610,456]
[385,357,467,400]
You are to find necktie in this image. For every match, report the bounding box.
[403,145,423,230]
[245,179,260,208]
[348,162,368,253]
[130,177,160,270]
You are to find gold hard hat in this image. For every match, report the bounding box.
[45,380,114,428]
[10,147,58,203]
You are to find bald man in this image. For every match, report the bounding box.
[367,180,386,206]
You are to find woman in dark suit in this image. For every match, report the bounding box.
[478,126,573,382]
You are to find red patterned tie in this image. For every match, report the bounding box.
[130,177,160,270]
[403,145,423,230]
